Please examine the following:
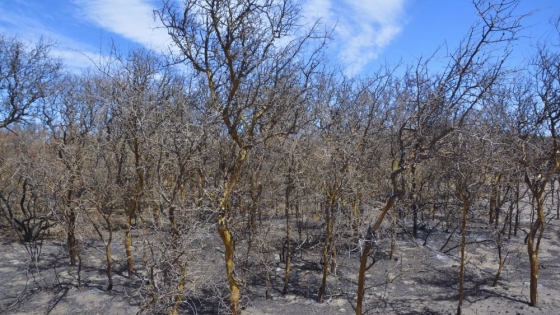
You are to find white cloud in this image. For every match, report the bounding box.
[52,48,103,73]
[1,0,406,76]
[72,0,171,51]
[302,0,333,24]
[302,0,407,75]
[0,3,102,72]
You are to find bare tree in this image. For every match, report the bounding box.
[519,34,560,306]
[94,48,176,279]
[156,0,326,312]
[0,34,61,129]
[0,124,56,263]
[355,0,525,313]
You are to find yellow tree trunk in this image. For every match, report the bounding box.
[356,194,398,315]
[105,241,114,291]
[218,214,241,315]
[528,238,539,307]
[355,238,371,315]
[318,180,338,303]
[521,141,559,307]
[171,262,187,315]
[214,148,247,314]
[527,202,544,307]
[355,164,404,315]
[125,137,145,279]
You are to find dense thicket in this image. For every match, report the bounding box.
[0,1,559,314]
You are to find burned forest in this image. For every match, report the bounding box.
[1,1,560,314]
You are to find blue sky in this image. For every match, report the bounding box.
[1,0,558,76]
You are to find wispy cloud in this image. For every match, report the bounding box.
[302,0,407,75]
[1,0,170,71]
[0,0,407,75]
[0,1,103,72]
[52,48,104,73]
[72,0,171,51]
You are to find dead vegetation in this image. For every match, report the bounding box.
[1,1,560,314]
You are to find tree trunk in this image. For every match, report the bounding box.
[495,186,501,230]
[169,203,186,314]
[352,197,361,237]
[331,241,338,276]
[125,137,145,279]
[489,174,501,225]
[495,200,510,286]
[527,217,543,307]
[105,239,114,291]
[522,138,558,307]
[218,215,241,315]
[242,172,261,291]
[67,208,78,266]
[65,185,78,266]
[556,181,559,220]
[172,262,187,315]
[318,205,332,302]
[169,206,178,243]
[105,216,114,291]
[508,199,514,239]
[355,193,398,315]
[356,236,371,315]
[125,215,135,279]
[197,169,205,208]
[318,180,338,303]
[216,148,247,313]
[457,200,468,315]
[411,163,418,238]
[283,170,292,294]
[389,216,395,260]
[527,195,544,307]
[492,240,505,287]
[85,208,114,291]
[514,178,521,237]
[241,230,253,293]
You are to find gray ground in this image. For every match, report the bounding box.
[1,209,559,315]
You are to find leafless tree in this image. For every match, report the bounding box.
[156,0,327,312]
[0,34,62,129]
[518,33,560,307]
[355,0,525,313]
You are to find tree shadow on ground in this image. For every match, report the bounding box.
[403,263,529,309]
[0,243,148,315]
[173,287,235,315]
